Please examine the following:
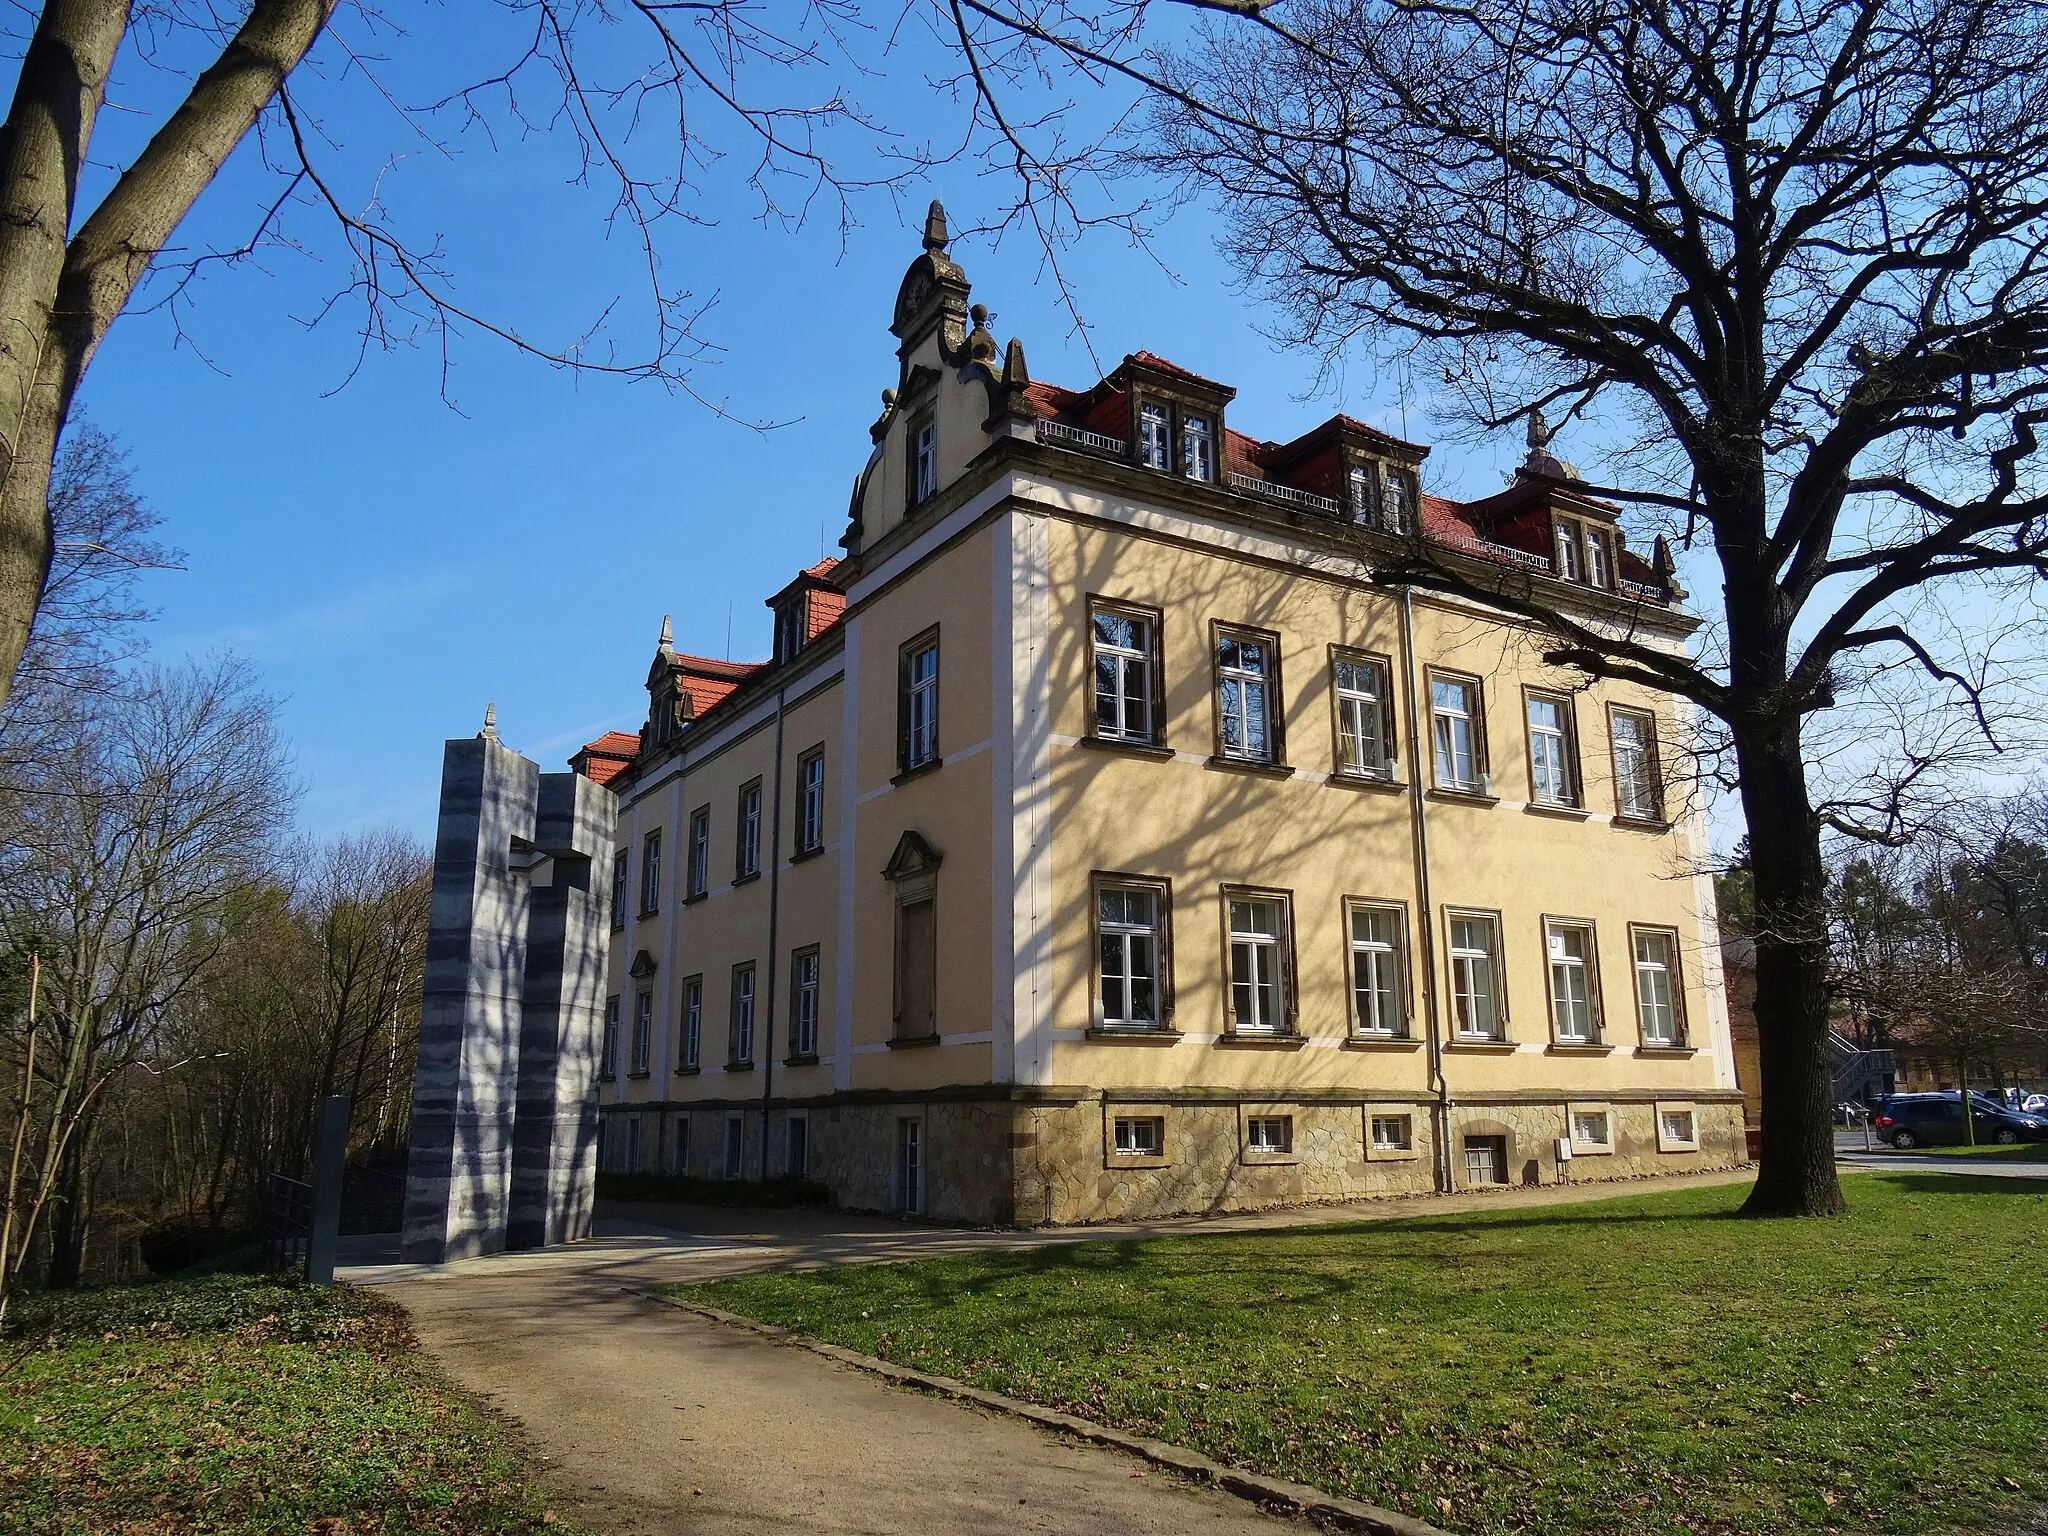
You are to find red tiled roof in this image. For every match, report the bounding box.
[582,730,642,755]
[1124,351,1232,393]
[1026,380,1085,415]
[572,730,641,786]
[806,589,847,641]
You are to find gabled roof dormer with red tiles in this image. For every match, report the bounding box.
[570,731,642,787]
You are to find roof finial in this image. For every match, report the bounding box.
[1526,405,1550,452]
[480,701,499,742]
[658,614,673,649]
[922,200,949,253]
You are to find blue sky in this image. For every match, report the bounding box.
[69,11,1529,840]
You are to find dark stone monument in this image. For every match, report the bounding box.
[402,707,617,1263]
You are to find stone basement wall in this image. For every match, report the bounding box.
[600,1093,1745,1226]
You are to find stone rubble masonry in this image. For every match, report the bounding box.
[404,736,617,1263]
[608,1090,1746,1227]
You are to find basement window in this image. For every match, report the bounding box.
[1113,1116,1164,1157]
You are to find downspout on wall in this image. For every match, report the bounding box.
[758,682,790,1175]
[1399,586,1454,1193]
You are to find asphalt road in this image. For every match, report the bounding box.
[1835,1128,2048,1180]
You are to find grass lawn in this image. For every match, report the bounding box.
[676,1174,2048,1536]
[0,1271,579,1536]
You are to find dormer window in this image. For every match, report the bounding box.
[910,416,938,506]
[1554,516,1616,589]
[1139,401,1171,470]
[1347,463,1379,524]
[774,597,805,665]
[1555,524,1582,581]
[1586,527,1613,588]
[1182,414,1215,482]
[1383,469,1415,534]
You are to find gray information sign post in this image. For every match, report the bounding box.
[306,1095,349,1286]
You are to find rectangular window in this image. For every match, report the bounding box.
[1246,1115,1292,1154]
[1348,901,1406,1036]
[1545,920,1598,1043]
[1555,522,1583,582]
[895,897,938,1038]
[1611,708,1662,821]
[896,1118,923,1213]
[736,780,762,879]
[1525,692,1578,807]
[1570,1110,1612,1150]
[1633,928,1684,1045]
[900,630,940,771]
[1585,528,1613,589]
[1382,469,1416,534]
[729,963,756,1064]
[1464,1134,1508,1185]
[1333,652,1395,778]
[796,748,825,853]
[1431,673,1485,793]
[624,1115,644,1174]
[1448,912,1502,1039]
[789,947,821,1058]
[1181,413,1215,482]
[630,990,653,1075]
[1096,879,1167,1027]
[600,995,620,1080]
[774,599,804,664]
[1371,1114,1413,1151]
[639,829,662,915]
[610,847,628,929]
[1113,1116,1164,1156]
[1215,627,1279,764]
[687,806,710,897]
[1226,890,1292,1034]
[1139,401,1171,470]
[1091,603,1160,745]
[724,1114,745,1179]
[678,974,703,1071]
[1347,462,1380,525]
[910,416,937,505]
[669,1114,689,1174]
[786,1115,809,1180]
[1659,1108,1698,1147]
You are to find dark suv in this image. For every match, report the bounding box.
[1872,1093,2048,1149]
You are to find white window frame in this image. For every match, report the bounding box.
[1216,629,1276,763]
[1347,462,1380,525]
[737,781,762,878]
[1382,469,1415,534]
[1585,527,1613,589]
[1347,900,1406,1037]
[905,636,940,770]
[1545,920,1598,1043]
[1526,692,1577,807]
[1246,1115,1293,1154]
[601,995,621,1079]
[687,806,710,897]
[1226,892,1290,1035]
[1091,605,1156,744]
[797,749,825,853]
[1097,880,1165,1028]
[729,963,756,1064]
[911,416,938,504]
[610,847,628,929]
[790,947,821,1057]
[1447,912,1503,1040]
[1569,1107,1613,1154]
[1370,1113,1413,1152]
[1611,707,1661,821]
[1656,1104,1700,1152]
[1633,928,1683,1046]
[1555,521,1583,581]
[1139,401,1171,470]
[1431,674,1483,793]
[630,989,653,1075]
[1181,412,1215,482]
[639,828,662,914]
[1112,1116,1164,1157]
[678,974,703,1071]
[1334,654,1392,778]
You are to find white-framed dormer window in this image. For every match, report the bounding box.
[1447,912,1503,1039]
[1585,527,1613,589]
[1334,653,1394,778]
[1526,692,1578,807]
[1545,920,1598,1043]
[910,416,938,505]
[1348,901,1405,1036]
[1216,629,1277,763]
[1633,927,1683,1045]
[1139,401,1171,470]
[1226,890,1291,1035]
[1097,879,1165,1027]
[1382,468,1416,534]
[1555,522,1583,581]
[1347,462,1380,525]
[1181,413,1215,482]
[1091,604,1158,745]
[1431,673,1485,793]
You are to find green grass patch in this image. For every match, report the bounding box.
[1,1271,581,1535]
[674,1175,2048,1536]
[596,1171,831,1207]
[1868,1140,2048,1162]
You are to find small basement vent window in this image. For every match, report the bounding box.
[1113,1116,1164,1157]
[1571,1110,1611,1149]
[1246,1115,1293,1154]
[1660,1109,1696,1145]
[1371,1114,1412,1151]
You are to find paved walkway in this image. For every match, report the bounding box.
[344,1170,1758,1534]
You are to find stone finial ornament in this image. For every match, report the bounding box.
[1520,404,1583,482]
[658,614,674,651]
[1652,534,1689,599]
[923,199,950,252]
[480,701,499,742]
[1002,336,1030,389]
[966,302,998,364]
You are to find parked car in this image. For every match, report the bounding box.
[1872,1094,2048,1148]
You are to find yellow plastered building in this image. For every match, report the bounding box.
[580,205,1744,1223]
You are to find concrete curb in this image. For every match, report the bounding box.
[634,1286,1451,1536]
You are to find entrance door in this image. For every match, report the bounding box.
[1463,1135,1507,1186]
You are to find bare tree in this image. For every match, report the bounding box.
[938,0,2048,1213]
[0,656,293,1306]
[0,1,931,714]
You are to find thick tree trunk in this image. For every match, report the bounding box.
[1737,718,1847,1216]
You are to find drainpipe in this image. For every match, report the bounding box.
[758,683,790,1177]
[1399,587,1453,1193]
